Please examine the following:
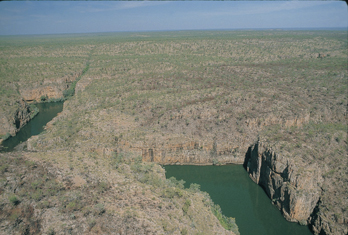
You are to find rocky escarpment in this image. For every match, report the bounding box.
[0,99,37,139]
[244,141,323,225]
[19,75,79,102]
[0,73,83,143]
[243,141,348,235]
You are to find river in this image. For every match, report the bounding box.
[1,101,313,234]
[164,165,313,235]
[0,102,63,152]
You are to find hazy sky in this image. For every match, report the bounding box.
[0,1,347,35]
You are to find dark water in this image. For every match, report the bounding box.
[1,102,63,152]
[164,165,313,235]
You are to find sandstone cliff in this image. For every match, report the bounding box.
[19,76,79,102]
[244,141,323,223]
[0,99,37,138]
[244,141,347,235]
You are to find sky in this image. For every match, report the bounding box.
[0,1,347,35]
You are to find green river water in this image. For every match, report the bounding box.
[164,165,313,235]
[1,102,313,235]
[1,102,63,152]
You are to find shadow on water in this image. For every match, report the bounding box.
[164,164,313,235]
[0,102,63,152]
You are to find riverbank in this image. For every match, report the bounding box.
[165,164,313,235]
[1,30,347,234]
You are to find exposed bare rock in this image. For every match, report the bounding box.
[18,74,81,102]
[0,99,36,137]
[20,86,63,102]
[244,141,323,224]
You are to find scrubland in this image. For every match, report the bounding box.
[0,30,347,234]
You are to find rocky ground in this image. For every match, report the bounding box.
[0,151,237,235]
[0,30,347,234]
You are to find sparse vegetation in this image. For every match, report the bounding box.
[0,30,347,235]
[9,195,20,205]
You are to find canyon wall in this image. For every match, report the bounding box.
[0,99,36,138]
[1,75,79,140]
[242,141,348,235]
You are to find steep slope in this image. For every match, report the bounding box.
[1,30,347,234]
[0,151,237,235]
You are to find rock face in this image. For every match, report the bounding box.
[244,141,323,225]
[142,140,243,165]
[0,99,35,137]
[19,76,79,102]
[20,86,63,102]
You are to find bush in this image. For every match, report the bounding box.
[211,204,239,234]
[63,88,75,98]
[94,203,105,215]
[9,195,20,205]
[40,95,48,102]
[182,199,191,214]
[48,227,55,235]
[97,181,109,193]
[162,188,176,199]
[167,176,185,189]
[189,183,200,193]
[212,158,220,165]
[111,152,125,169]
[31,189,43,201]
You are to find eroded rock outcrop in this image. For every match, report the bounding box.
[0,99,36,137]
[20,86,63,102]
[141,140,242,165]
[244,141,323,225]
[19,75,79,102]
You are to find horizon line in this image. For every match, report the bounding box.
[1,27,347,37]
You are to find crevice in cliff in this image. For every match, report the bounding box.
[242,145,252,170]
[308,198,329,235]
[243,141,330,234]
[15,118,20,129]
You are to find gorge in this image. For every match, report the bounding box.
[0,30,347,234]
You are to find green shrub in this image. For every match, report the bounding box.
[31,189,43,201]
[167,176,185,189]
[162,188,176,199]
[66,202,77,211]
[175,188,184,198]
[211,204,239,234]
[40,95,48,102]
[182,199,191,214]
[189,183,200,193]
[63,88,75,98]
[94,203,105,215]
[9,195,20,205]
[97,181,109,193]
[48,227,55,235]
[111,152,125,169]
[212,158,220,165]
